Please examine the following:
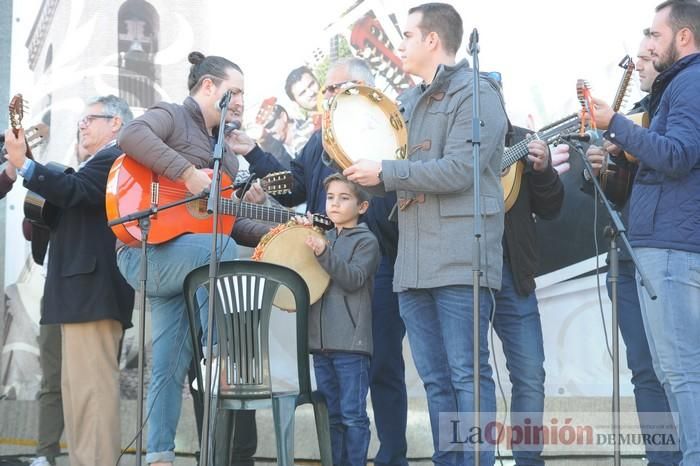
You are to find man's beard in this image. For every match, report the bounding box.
[653,41,680,73]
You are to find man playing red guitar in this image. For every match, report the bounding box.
[116,51,269,466]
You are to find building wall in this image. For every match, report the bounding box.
[0,0,13,297]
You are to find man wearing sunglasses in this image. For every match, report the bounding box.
[3,95,135,466]
[229,57,410,466]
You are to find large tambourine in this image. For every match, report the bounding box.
[252,222,330,311]
[321,85,408,170]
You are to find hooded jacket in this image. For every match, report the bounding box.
[308,223,380,355]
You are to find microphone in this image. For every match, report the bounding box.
[469,28,479,54]
[561,130,603,144]
[224,121,241,135]
[218,90,232,110]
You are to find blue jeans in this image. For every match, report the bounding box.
[635,248,700,465]
[313,352,371,466]
[369,256,408,466]
[612,260,681,466]
[492,263,545,466]
[399,285,495,466]
[117,233,237,464]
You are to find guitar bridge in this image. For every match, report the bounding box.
[150,179,159,217]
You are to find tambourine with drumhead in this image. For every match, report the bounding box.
[322,85,408,170]
[252,222,330,311]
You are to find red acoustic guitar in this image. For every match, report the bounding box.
[105,154,300,246]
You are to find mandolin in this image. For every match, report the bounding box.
[6,94,52,264]
[3,94,48,163]
[501,113,580,212]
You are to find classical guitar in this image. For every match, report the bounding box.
[106,155,330,246]
[598,55,636,206]
[501,113,580,212]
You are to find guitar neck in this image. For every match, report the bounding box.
[501,115,580,170]
[611,72,633,112]
[611,55,635,113]
[218,197,295,224]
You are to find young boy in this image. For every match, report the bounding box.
[304,173,380,466]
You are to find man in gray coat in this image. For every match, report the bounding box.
[345,3,508,465]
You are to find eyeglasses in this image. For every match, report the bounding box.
[321,80,361,95]
[77,114,115,128]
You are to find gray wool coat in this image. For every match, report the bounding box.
[381,59,508,292]
[308,223,380,356]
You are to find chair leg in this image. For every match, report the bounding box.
[272,395,297,466]
[311,393,333,466]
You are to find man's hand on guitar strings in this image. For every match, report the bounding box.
[241,182,267,205]
[526,139,550,173]
[181,166,212,195]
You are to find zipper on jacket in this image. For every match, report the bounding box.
[320,232,343,349]
[319,293,326,350]
[343,295,357,328]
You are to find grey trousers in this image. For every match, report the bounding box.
[36,323,64,461]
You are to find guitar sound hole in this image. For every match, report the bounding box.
[186,200,210,219]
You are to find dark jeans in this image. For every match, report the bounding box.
[313,352,371,466]
[492,263,545,466]
[370,256,408,466]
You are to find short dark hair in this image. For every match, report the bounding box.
[656,0,700,46]
[284,65,316,101]
[408,3,463,56]
[323,173,370,204]
[187,51,242,94]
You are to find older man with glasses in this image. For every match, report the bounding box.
[4,95,135,466]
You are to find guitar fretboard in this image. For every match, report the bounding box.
[205,197,296,224]
[501,114,580,171]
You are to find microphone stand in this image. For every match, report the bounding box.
[568,141,657,466]
[200,90,233,466]
[468,28,483,466]
[108,191,211,466]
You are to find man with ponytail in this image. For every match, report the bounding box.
[117,51,269,466]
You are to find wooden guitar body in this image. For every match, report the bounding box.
[623,112,650,163]
[502,160,525,213]
[106,154,236,246]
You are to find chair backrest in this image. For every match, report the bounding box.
[184,260,314,400]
